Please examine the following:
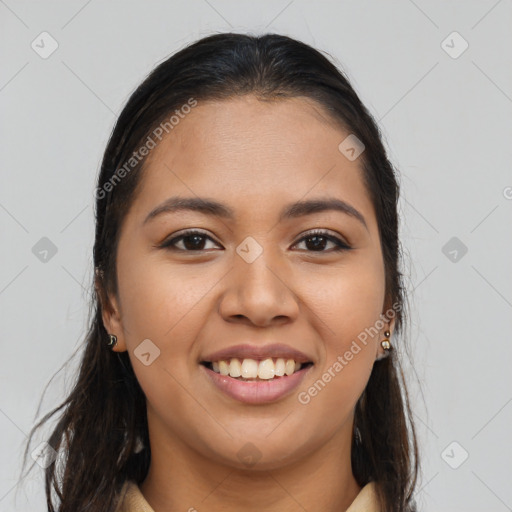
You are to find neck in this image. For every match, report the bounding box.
[139,411,361,512]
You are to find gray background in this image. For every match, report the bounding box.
[1,1,511,510]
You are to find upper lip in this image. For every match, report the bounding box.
[201,343,313,364]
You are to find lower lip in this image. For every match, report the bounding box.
[200,364,313,404]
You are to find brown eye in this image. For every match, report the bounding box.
[159,229,351,253]
[293,230,351,252]
[160,230,221,251]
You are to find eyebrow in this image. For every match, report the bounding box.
[143,196,368,230]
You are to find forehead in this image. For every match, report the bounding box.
[132,95,374,225]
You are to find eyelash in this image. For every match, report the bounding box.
[159,229,351,253]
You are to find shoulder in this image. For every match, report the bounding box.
[115,480,155,512]
[346,481,380,512]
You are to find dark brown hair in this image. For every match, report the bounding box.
[20,32,420,511]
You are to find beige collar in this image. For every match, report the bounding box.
[115,480,379,512]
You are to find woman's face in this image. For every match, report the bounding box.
[104,95,391,470]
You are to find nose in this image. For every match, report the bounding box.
[218,247,299,328]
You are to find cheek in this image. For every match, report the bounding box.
[301,254,384,404]
[116,250,214,344]
[294,274,382,439]
[303,252,386,339]
[293,344,373,450]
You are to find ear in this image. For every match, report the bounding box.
[95,273,127,352]
[375,298,397,361]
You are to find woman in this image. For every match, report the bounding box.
[23,32,419,511]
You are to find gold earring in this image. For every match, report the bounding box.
[107,334,118,348]
[380,330,391,351]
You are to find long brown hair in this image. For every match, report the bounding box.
[20,32,420,511]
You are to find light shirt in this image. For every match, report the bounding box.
[115,480,380,512]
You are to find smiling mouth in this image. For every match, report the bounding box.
[200,358,314,381]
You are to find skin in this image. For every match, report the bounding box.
[102,95,394,512]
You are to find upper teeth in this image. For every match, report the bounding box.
[211,358,302,379]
